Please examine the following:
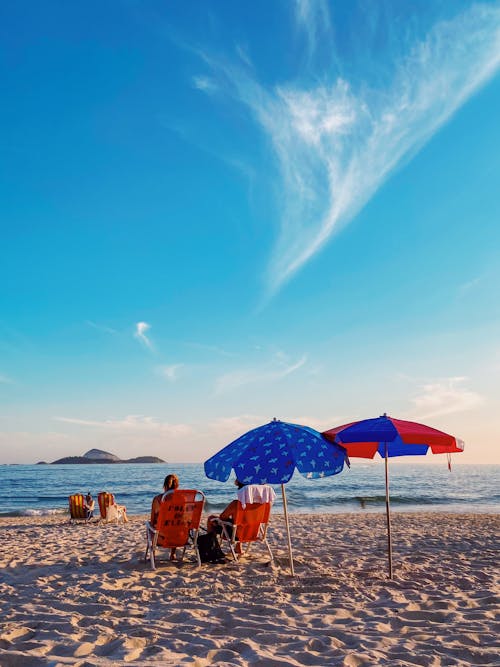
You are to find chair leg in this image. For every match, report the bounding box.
[147,535,157,570]
[195,544,201,567]
[227,541,238,561]
[264,538,274,563]
[145,524,158,569]
[220,525,238,561]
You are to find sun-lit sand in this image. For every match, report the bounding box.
[0,512,498,666]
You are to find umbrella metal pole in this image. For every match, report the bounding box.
[384,444,393,579]
[281,483,295,577]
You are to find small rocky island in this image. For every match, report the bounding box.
[45,448,165,464]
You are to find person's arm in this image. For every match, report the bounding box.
[150,495,160,526]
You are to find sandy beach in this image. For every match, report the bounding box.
[0,512,498,666]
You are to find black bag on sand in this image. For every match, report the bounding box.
[197,532,226,564]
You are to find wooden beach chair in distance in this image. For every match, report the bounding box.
[214,501,274,563]
[98,491,127,524]
[145,489,205,569]
[68,493,89,524]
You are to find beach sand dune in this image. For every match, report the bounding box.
[0,513,498,666]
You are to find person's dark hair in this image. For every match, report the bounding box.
[235,479,245,489]
[163,474,179,491]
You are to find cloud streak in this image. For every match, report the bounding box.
[85,320,117,335]
[208,414,266,438]
[55,414,192,436]
[157,364,184,381]
[214,353,307,394]
[134,321,153,350]
[410,376,483,420]
[293,0,332,64]
[192,75,218,94]
[197,3,500,295]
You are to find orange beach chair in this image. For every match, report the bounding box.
[68,494,89,523]
[145,489,205,569]
[213,501,274,563]
[98,491,127,524]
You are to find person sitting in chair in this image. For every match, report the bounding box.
[83,492,95,521]
[150,474,180,561]
[207,479,246,553]
[207,479,277,555]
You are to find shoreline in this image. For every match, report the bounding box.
[1,512,498,665]
[1,504,499,519]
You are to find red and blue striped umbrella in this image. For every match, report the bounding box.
[323,414,464,578]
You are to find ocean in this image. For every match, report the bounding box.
[0,462,498,518]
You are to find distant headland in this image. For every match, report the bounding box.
[38,448,165,465]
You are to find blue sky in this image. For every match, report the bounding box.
[1,1,499,464]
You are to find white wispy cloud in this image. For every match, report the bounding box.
[206,413,344,442]
[410,376,483,420]
[197,4,500,295]
[156,364,184,381]
[214,353,307,394]
[134,321,153,350]
[290,415,346,432]
[293,0,332,62]
[235,44,253,69]
[183,341,237,357]
[192,75,218,94]
[458,276,483,296]
[54,414,193,436]
[208,414,266,438]
[85,320,117,334]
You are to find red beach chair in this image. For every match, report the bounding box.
[145,489,205,569]
[213,501,274,563]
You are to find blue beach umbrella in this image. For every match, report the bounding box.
[204,418,348,575]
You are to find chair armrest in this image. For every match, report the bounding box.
[211,517,236,541]
[145,520,158,536]
[211,517,231,526]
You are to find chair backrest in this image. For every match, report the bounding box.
[233,501,272,542]
[68,494,86,520]
[155,489,205,548]
[98,491,115,519]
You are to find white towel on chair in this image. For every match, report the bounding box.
[238,484,277,509]
[105,504,125,523]
[105,504,120,522]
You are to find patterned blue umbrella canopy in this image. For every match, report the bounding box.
[204,418,347,484]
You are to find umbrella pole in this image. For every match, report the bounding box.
[384,444,393,579]
[281,483,295,577]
